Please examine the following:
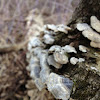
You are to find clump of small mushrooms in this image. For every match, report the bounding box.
[26,20,90,100]
[76,16,100,48]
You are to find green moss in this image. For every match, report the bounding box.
[71,80,98,100]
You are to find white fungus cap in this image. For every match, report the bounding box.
[79,45,87,53]
[91,16,100,32]
[76,23,90,31]
[70,57,79,65]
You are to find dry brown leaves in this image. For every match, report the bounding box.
[0,0,79,100]
[24,80,54,100]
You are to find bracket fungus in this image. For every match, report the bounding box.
[70,57,85,65]
[90,16,100,33]
[53,51,69,64]
[27,20,98,100]
[27,24,75,100]
[76,16,100,48]
[79,45,87,53]
[62,45,77,53]
[47,55,62,69]
[90,41,100,48]
[48,45,62,53]
[47,73,73,100]
[44,24,71,34]
[76,23,90,31]
[43,34,55,44]
[82,29,100,43]
[44,24,57,31]
[78,58,85,63]
[70,57,79,65]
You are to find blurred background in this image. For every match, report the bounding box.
[0,0,80,100]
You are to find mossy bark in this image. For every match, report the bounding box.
[56,0,100,100]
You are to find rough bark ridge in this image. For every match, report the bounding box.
[58,0,100,100]
[70,0,100,25]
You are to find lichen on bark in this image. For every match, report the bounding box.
[59,0,100,99]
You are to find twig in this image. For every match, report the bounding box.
[0,40,28,53]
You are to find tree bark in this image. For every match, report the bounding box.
[58,0,100,100]
[69,0,100,25]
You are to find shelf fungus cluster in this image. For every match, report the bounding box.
[76,16,100,48]
[26,23,88,100]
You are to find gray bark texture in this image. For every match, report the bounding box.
[69,0,100,25]
[58,0,100,100]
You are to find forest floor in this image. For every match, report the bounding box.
[0,0,79,100]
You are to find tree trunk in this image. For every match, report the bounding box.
[59,0,100,100]
[27,0,100,100]
[69,0,100,25]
